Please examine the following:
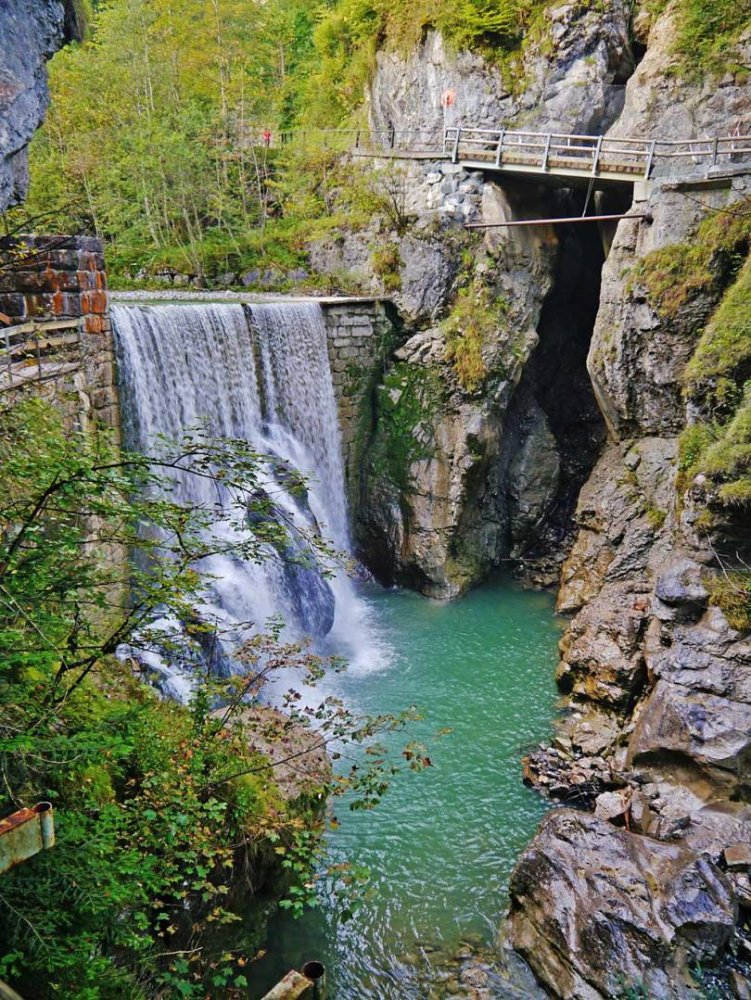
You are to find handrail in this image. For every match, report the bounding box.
[0,317,83,392]
[425,125,751,180]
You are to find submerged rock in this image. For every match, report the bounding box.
[509,810,737,999]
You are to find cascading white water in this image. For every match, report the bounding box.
[112,300,379,695]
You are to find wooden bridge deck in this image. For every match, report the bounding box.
[344,126,751,185]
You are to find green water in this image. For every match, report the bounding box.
[250,578,560,999]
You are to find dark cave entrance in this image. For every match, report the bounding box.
[505,185,632,569]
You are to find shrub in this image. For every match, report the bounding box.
[371,242,403,291]
[704,570,751,632]
[442,281,508,392]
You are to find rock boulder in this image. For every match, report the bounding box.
[509,809,737,999]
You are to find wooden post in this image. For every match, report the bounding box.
[452,127,461,164]
[591,135,603,176]
[711,136,718,166]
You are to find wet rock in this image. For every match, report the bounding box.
[393,328,445,365]
[507,399,560,559]
[645,606,751,705]
[635,781,751,860]
[730,970,751,1000]
[558,594,648,710]
[628,679,751,794]
[569,710,623,756]
[557,439,676,617]
[522,738,618,809]
[594,788,631,824]
[725,844,751,872]
[731,874,751,911]
[509,810,737,999]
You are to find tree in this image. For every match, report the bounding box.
[0,397,424,998]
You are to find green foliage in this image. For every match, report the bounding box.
[685,257,751,409]
[0,667,285,998]
[16,0,561,282]
[701,386,751,506]
[668,208,751,516]
[678,422,716,473]
[442,281,508,392]
[637,199,751,522]
[0,398,423,997]
[370,363,446,490]
[0,399,306,996]
[635,200,751,322]
[646,0,751,74]
[16,0,326,282]
[708,568,751,628]
[645,505,668,530]
[370,242,403,291]
[292,0,563,128]
[64,0,93,41]
[19,0,751,284]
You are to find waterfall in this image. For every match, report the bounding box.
[112,300,373,696]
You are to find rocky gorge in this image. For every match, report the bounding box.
[303,3,751,996]
[2,0,751,996]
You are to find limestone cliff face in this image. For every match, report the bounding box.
[0,1,80,211]
[557,5,751,798]
[368,5,633,139]
[331,1,634,596]
[314,2,751,993]
[507,10,751,996]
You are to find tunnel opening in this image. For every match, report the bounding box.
[501,185,628,578]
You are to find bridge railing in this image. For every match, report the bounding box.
[261,125,751,180]
[273,127,443,154]
[443,126,751,178]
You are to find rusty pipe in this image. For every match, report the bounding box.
[0,802,55,874]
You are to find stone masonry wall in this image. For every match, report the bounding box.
[0,235,117,432]
[322,300,399,506]
[0,258,396,525]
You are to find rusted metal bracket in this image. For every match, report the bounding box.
[0,803,55,874]
[261,961,325,999]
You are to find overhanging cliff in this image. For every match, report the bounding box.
[0,0,83,212]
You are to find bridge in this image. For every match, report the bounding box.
[283,125,751,187]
